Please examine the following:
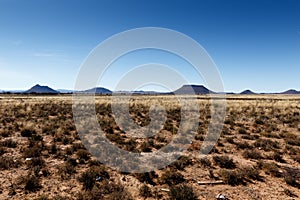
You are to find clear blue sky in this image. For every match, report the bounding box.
[0,0,299,92]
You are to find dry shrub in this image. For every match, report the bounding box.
[76,149,91,161]
[236,141,253,150]
[213,155,236,169]
[254,138,280,151]
[0,156,20,169]
[1,138,17,148]
[219,169,245,186]
[134,171,157,185]
[243,149,263,160]
[169,184,197,200]
[261,162,282,177]
[199,157,211,168]
[170,156,193,170]
[21,128,37,137]
[24,174,41,192]
[160,170,185,185]
[139,184,152,198]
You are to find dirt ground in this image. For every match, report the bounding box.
[0,94,299,199]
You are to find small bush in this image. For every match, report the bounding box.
[219,169,245,186]
[199,157,211,168]
[238,128,248,135]
[139,184,152,198]
[27,157,45,168]
[225,137,235,144]
[23,145,42,158]
[213,155,236,169]
[76,149,90,161]
[0,147,6,156]
[24,175,41,192]
[170,156,193,170]
[242,149,263,160]
[1,139,17,148]
[271,152,285,163]
[261,162,281,177]
[21,128,36,137]
[58,163,76,180]
[134,171,157,185]
[240,166,262,181]
[78,170,97,190]
[254,139,280,151]
[284,167,300,188]
[160,170,185,185]
[241,134,259,140]
[0,156,17,169]
[236,141,253,149]
[169,184,197,200]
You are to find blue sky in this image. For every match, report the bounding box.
[0,0,299,92]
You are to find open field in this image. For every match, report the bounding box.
[0,94,299,200]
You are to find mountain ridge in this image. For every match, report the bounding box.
[2,84,300,95]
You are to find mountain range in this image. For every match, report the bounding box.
[1,84,300,95]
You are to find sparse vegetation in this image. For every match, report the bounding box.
[0,94,300,199]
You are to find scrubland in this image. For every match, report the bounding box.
[0,94,299,200]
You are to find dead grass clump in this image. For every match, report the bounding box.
[24,174,41,192]
[76,149,91,161]
[1,138,17,148]
[286,137,300,146]
[260,162,282,177]
[199,157,211,168]
[213,155,236,169]
[21,128,37,137]
[254,138,280,151]
[78,180,132,200]
[236,141,253,150]
[139,184,152,198]
[134,171,157,185]
[238,127,248,135]
[23,145,42,158]
[225,136,235,144]
[0,156,20,169]
[160,170,185,185]
[58,163,76,180]
[170,156,193,170]
[0,147,6,156]
[219,169,245,186]
[240,166,262,181]
[78,170,97,190]
[284,167,300,188]
[169,184,197,200]
[241,134,259,140]
[270,151,285,163]
[242,149,263,159]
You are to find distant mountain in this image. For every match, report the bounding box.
[57,89,74,93]
[280,89,300,94]
[240,89,256,95]
[174,85,214,94]
[82,87,112,94]
[25,84,59,94]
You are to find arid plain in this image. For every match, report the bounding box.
[0,94,299,200]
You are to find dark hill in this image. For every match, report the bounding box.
[83,87,112,94]
[174,85,214,94]
[240,89,255,95]
[280,89,300,94]
[25,84,59,94]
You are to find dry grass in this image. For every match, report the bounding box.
[0,94,299,199]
